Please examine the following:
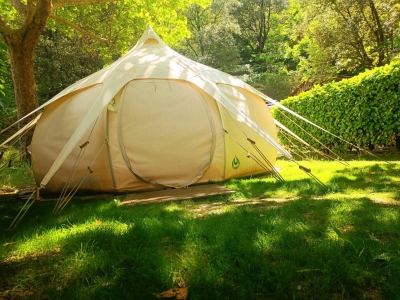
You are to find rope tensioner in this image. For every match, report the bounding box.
[80,141,90,149]
[54,139,106,215]
[295,162,327,189]
[224,129,284,183]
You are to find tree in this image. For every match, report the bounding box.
[231,0,288,65]
[293,0,400,81]
[178,0,242,73]
[0,0,207,159]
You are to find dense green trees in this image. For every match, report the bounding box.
[291,0,400,80]
[178,0,299,100]
[179,0,399,91]
[177,0,241,73]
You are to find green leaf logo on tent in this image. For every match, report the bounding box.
[232,156,240,170]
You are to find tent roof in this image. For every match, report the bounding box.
[50,25,262,103]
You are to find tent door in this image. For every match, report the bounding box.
[118,79,215,188]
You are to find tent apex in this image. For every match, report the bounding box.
[140,25,164,45]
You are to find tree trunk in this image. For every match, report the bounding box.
[9,41,39,160]
[1,0,52,160]
[6,34,40,160]
[368,0,385,66]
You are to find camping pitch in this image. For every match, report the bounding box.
[3,26,342,221]
[6,26,296,194]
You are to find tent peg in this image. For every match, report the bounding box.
[35,187,41,201]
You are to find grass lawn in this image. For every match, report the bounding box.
[1,155,400,299]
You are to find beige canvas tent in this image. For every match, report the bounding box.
[25,26,294,193]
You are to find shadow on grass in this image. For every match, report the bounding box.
[330,163,400,199]
[227,177,329,199]
[1,193,400,300]
[1,159,399,299]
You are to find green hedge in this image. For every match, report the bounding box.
[272,62,400,151]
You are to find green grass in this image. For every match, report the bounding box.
[1,155,400,299]
[0,149,35,191]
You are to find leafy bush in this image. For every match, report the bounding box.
[272,62,400,151]
[0,40,16,131]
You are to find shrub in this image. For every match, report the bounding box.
[272,62,400,151]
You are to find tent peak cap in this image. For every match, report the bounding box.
[135,25,165,48]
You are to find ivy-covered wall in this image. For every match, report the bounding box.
[272,62,400,151]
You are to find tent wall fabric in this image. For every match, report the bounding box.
[30,26,291,193]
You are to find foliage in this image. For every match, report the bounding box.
[35,30,104,103]
[178,0,300,97]
[0,41,15,130]
[273,62,400,151]
[1,158,400,299]
[176,0,242,73]
[231,0,287,59]
[0,41,7,100]
[241,68,302,100]
[51,0,210,64]
[290,0,400,82]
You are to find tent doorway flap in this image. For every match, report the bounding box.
[118,79,215,188]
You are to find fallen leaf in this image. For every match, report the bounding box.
[3,242,16,247]
[259,214,264,217]
[156,287,189,300]
[175,287,188,300]
[95,220,102,225]
[55,247,61,252]
[156,288,176,298]
[102,282,110,287]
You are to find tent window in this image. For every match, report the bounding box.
[107,98,117,112]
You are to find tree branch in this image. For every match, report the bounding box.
[186,40,199,57]
[20,0,37,32]
[9,0,27,18]
[50,14,111,44]
[17,0,52,52]
[367,0,385,65]
[52,0,117,10]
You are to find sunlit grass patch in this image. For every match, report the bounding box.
[1,156,400,299]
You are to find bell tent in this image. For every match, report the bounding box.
[18,26,295,193]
